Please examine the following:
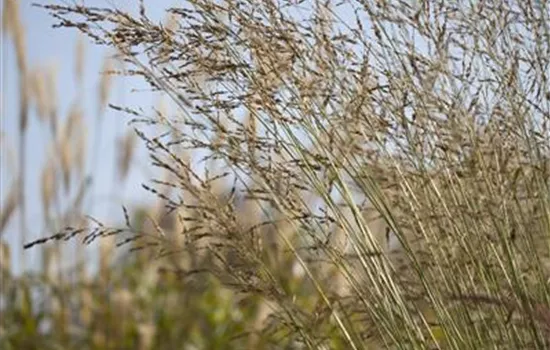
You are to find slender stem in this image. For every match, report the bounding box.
[18,71,27,273]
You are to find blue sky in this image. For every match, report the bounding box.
[2,0,184,274]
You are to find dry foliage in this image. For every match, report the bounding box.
[21,0,550,348]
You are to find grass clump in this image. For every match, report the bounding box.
[16,0,550,348]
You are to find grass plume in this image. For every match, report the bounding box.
[13,0,550,348]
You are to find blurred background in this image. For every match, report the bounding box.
[1,0,178,275]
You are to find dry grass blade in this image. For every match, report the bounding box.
[75,35,85,85]
[5,0,30,271]
[98,56,114,116]
[29,68,48,122]
[40,153,56,221]
[3,0,26,73]
[0,239,11,271]
[0,180,19,236]
[117,129,137,181]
